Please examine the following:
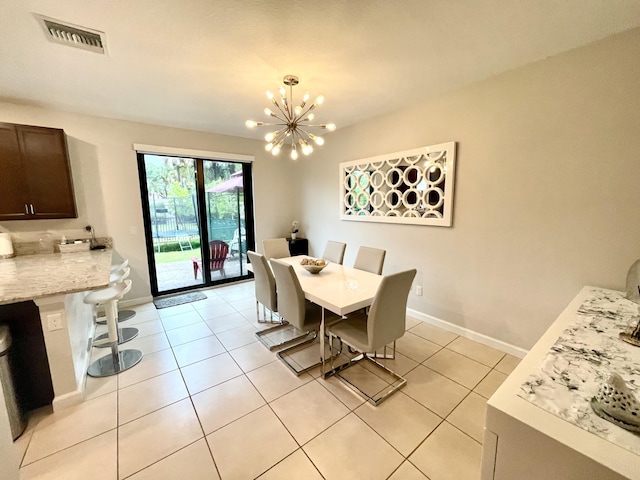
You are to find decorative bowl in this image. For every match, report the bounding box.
[300,258,329,274]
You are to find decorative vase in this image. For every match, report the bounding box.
[291,232,297,240]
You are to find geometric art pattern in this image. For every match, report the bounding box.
[340,142,456,226]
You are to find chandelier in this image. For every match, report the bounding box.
[245,75,336,160]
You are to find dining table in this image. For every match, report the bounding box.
[276,256,383,375]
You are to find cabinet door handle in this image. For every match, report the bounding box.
[25,204,29,215]
[30,204,35,215]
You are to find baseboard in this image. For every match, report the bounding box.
[406,308,528,359]
[119,296,154,308]
[52,389,84,412]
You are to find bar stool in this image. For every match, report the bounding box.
[86,279,143,377]
[96,260,136,324]
[91,268,139,347]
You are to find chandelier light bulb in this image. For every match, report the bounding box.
[306,113,315,122]
[325,123,336,131]
[291,146,299,160]
[264,131,277,142]
[301,141,313,155]
[303,92,310,103]
[294,105,302,116]
[272,144,281,156]
[308,133,324,146]
[266,91,274,100]
[264,108,274,117]
[245,120,257,128]
[279,86,286,97]
[314,95,325,105]
[265,142,274,152]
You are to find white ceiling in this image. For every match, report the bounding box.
[1,0,640,140]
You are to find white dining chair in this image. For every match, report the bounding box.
[271,259,340,375]
[322,241,346,265]
[248,250,310,351]
[326,268,416,405]
[353,246,386,275]
[262,238,291,260]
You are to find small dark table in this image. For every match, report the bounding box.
[287,238,309,256]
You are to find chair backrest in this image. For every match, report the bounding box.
[322,241,346,265]
[262,238,290,260]
[247,250,277,312]
[210,240,229,270]
[353,246,386,275]
[367,269,417,351]
[270,259,306,329]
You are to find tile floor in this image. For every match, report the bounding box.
[16,281,520,480]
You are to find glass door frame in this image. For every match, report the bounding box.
[137,151,255,297]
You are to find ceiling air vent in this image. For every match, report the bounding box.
[34,14,107,54]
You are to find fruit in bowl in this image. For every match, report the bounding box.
[300,257,329,274]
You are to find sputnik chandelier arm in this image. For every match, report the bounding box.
[245,75,336,160]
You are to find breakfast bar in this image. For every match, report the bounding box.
[0,249,112,410]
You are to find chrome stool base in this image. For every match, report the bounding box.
[87,349,143,377]
[93,327,138,347]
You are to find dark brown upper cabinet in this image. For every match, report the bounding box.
[0,123,77,220]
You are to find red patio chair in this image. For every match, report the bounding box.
[192,240,229,279]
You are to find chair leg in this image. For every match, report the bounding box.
[325,337,406,406]
[276,331,321,376]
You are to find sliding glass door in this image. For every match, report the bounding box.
[137,153,254,296]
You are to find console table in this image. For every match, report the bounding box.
[287,237,308,256]
[482,286,640,479]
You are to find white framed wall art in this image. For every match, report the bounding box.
[339,142,456,227]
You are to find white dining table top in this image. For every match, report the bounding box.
[276,256,382,316]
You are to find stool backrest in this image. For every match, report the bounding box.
[109,267,130,284]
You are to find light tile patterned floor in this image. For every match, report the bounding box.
[16,281,520,479]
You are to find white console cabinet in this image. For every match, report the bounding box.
[482,286,640,480]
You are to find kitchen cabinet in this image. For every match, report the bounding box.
[0,122,77,220]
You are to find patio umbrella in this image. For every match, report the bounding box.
[206,171,245,260]
[206,171,243,193]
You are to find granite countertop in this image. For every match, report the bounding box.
[0,250,113,305]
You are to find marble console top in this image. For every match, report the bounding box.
[518,287,640,455]
[0,250,112,305]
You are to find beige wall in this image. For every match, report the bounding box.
[0,105,301,300]
[299,27,640,349]
[2,27,639,350]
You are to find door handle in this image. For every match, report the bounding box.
[25,204,29,215]
[30,204,35,215]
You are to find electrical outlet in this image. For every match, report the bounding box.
[47,313,63,331]
[415,286,423,296]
